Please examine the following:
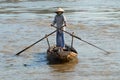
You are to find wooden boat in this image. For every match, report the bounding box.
[47,45,78,64]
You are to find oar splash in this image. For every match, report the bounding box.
[52,26,110,55]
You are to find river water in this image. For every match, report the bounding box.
[0,0,120,80]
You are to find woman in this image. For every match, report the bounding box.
[51,8,67,49]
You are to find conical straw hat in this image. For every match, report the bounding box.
[56,8,64,12]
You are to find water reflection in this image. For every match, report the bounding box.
[48,62,78,80]
[49,61,78,73]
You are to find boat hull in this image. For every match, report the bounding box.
[47,45,78,64]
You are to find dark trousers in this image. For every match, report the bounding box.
[56,30,65,48]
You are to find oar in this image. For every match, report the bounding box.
[52,26,110,54]
[15,30,57,56]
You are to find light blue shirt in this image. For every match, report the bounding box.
[53,14,66,28]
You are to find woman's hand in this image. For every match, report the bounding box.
[51,24,54,26]
[64,24,67,26]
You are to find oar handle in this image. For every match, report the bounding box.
[52,25,81,40]
[52,25,64,30]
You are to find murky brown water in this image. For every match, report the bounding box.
[0,0,120,80]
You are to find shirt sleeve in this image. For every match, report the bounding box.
[52,15,56,25]
[63,15,67,25]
